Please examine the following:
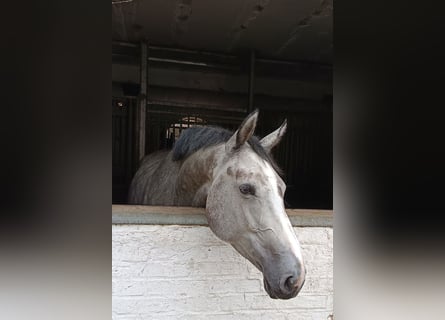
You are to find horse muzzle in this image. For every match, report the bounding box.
[263,263,306,299]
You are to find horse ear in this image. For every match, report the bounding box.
[260,119,287,153]
[226,109,259,152]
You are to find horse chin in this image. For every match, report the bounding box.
[263,278,278,299]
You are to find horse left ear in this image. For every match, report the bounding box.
[260,119,287,153]
[226,109,259,152]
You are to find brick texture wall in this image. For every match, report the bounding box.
[112,225,333,320]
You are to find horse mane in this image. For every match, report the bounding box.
[172,126,283,176]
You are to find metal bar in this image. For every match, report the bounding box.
[145,110,245,122]
[146,45,150,155]
[112,41,139,48]
[148,100,246,113]
[138,41,148,161]
[149,57,210,66]
[148,57,239,71]
[148,45,239,59]
[112,41,331,69]
[256,57,332,68]
[126,98,134,182]
[248,49,256,112]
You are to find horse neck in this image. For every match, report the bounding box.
[176,144,223,206]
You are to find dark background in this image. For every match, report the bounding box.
[111,1,333,209]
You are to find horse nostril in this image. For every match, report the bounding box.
[284,275,298,291]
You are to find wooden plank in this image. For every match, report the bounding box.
[112,205,333,227]
[138,41,148,161]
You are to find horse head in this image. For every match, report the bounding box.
[206,110,306,299]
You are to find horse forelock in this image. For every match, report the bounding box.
[172,126,283,176]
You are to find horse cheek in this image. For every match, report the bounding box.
[206,180,237,242]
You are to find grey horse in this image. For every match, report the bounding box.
[128,110,306,299]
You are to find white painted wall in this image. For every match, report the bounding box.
[112,225,333,320]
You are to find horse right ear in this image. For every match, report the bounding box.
[260,119,287,153]
[225,109,259,153]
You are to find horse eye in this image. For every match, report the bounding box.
[239,183,255,195]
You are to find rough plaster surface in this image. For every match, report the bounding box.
[113,225,333,319]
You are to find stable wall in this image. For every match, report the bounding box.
[112,207,333,320]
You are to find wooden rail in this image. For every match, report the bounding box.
[112,205,333,227]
